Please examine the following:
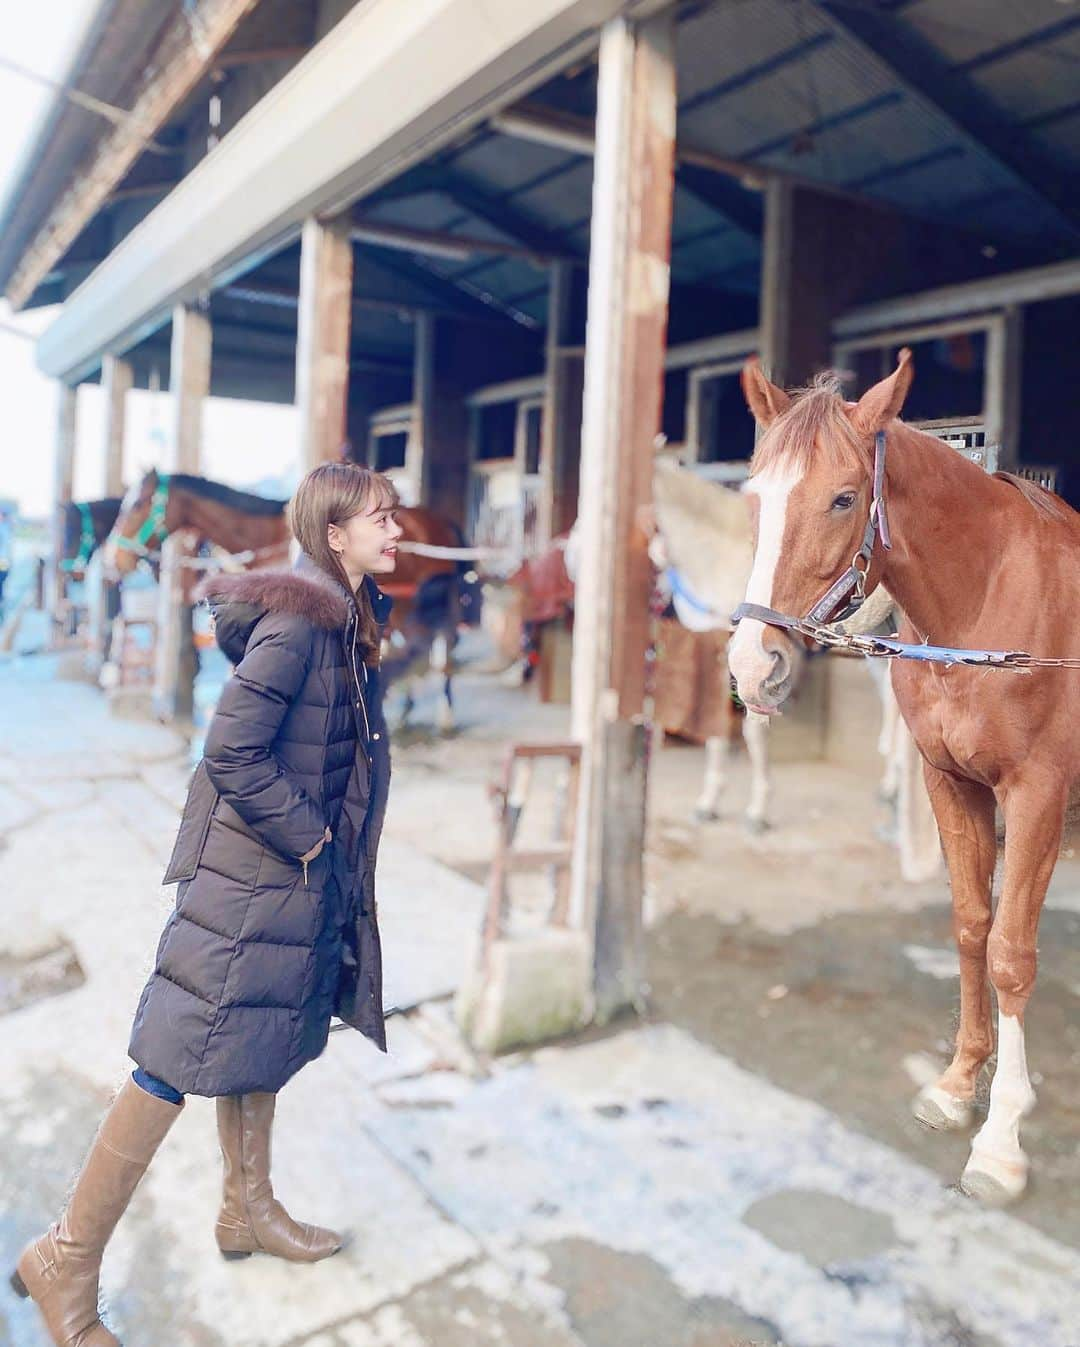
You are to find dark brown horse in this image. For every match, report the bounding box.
[728,351,1080,1203]
[60,498,123,578]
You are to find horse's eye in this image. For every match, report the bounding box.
[831,492,856,511]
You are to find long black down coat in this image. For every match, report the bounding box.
[127,551,393,1097]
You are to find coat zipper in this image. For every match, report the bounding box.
[302,611,371,892]
[350,613,371,754]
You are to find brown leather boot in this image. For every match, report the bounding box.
[214,1092,345,1262]
[9,1075,183,1346]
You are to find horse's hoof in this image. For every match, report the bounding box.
[694,806,720,823]
[913,1085,973,1132]
[960,1149,1028,1205]
[744,815,768,836]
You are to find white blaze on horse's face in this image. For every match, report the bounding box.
[727,463,803,712]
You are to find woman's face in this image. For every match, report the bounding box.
[328,498,403,577]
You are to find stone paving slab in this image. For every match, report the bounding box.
[363,1025,1080,1347]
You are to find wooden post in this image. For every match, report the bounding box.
[570,13,676,1023]
[102,354,132,497]
[985,305,1023,472]
[413,312,471,523]
[153,532,200,722]
[296,216,354,471]
[50,383,79,636]
[88,355,133,669]
[539,261,585,542]
[410,312,435,505]
[761,180,912,387]
[169,304,211,473]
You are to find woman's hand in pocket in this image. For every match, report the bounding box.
[299,826,332,865]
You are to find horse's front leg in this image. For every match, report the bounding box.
[877,674,902,804]
[961,773,1066,1204]
[694,736,730,822]
[742,712,771,834]
[915,767,996,1131]
[431,631,454,733]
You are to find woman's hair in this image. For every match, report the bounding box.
[288,462,399,664]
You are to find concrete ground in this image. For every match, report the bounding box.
[2,650,1079,1347]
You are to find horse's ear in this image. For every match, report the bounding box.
[848,347,914,435]
[740,356,791,427]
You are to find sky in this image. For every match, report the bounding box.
[0,3,298,520]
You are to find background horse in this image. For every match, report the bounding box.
[379,520,483,732]
[60,498,122,577]
[106,468,477,724]
[728,350,1080,1204]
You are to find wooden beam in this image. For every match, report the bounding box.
[50,384,78,631]
[296,216,354,471]
[170,304,212,473]
[412,313,470,522]
[6,0,264,311]
[351,220,568,268]
[570,14,676,1023]
[101,354,132,496]
[494,99,771,189]
[539,261,584,541]
[217,44,310,68]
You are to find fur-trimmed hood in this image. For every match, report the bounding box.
[194,553,391,664]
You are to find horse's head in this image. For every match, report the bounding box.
[728,349,913,713]
[60,502,87,571]
[104,468,170,578]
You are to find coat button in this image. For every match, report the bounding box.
[372,732,381,741]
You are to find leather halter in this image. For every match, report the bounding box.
[733,429,891,634]
[59,502,98,573]
[112,474,171,558]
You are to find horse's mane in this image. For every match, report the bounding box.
[171,474,288,517]
[992,471,1072,522]
[750,371,871,477]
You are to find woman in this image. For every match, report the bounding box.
[11,462,403,1347]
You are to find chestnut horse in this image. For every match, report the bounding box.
[728,350,1080,1203]
[104,468,469,719]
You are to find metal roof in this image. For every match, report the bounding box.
[356,0,1080,322]
[10,0,1080,374]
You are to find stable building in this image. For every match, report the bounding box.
[4,0,1079,1030]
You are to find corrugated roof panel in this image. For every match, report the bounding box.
[444,132,580,196]
[671,184,734,242]
[681,40,872,159]
[439,255,547,301]
[1031,114,1080,172]
[362,191,462,232]
[748,101,945,189]
[675,231,761,289]
[507,159,595,233]
[964,40,1080,123]
[675,0,833,112]
[902,0,1076,67]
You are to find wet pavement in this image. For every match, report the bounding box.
[2,651,1078,1347]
